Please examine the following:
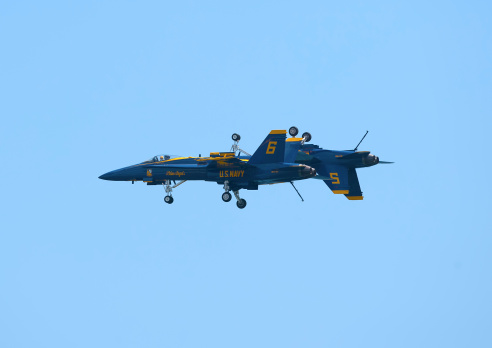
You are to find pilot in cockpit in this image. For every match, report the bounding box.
[148,154,171,163]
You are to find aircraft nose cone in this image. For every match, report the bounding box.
[98,172,113,180]
[99,169,122,181]
[99,166,139,181]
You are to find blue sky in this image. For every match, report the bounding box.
[1,1,491,347]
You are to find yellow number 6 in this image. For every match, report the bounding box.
[266,141,277,154]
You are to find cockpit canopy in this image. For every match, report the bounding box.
[144,154,173,163]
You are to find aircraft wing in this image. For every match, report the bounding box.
[315,163,364,200]
[344,168,363,200]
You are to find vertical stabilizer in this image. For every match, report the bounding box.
[284,137,304,163]
[248,130,286,164]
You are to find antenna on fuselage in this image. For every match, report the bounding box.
[290,182,304,202]
[354,130,369,151]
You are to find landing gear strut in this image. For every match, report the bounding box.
[230,133,251,156]
[164,180,174,204]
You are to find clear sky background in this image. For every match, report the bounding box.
[1,1,491,347]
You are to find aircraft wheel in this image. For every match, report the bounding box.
[222,192,232,202]
[302,132,312,142]
[289,126,299,137]
[164,196,174,204]
[232,133,241,141]
[236,199,247,209]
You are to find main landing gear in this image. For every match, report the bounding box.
[163,180,187,204]
[222,181,247,209]
[236,197,247,209]
[222,192,232,202]
[234,190,247,209]
[289,126,312,144]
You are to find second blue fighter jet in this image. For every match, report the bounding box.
[286,126,393,200]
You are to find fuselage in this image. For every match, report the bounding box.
[294,144,380,169]
[99,154,316,190]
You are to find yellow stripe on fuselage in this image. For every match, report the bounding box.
[269,130,287,134]
[286,137,303,142]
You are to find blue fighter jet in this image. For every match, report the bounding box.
[99,130,316,209]
[286,126,393,200]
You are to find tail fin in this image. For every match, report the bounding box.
[248,130,286,164]
[284,137,304,163]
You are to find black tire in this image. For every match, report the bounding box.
[236,199,247,209]
[289,126,299,137]
[222,192,232,202]
[232,133,241,141]
[164,196,173,204]
[302,132,312,142]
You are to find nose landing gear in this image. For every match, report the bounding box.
[163,180,187,204]
[164,180,174,204]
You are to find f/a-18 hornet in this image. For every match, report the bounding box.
[286,126,393,200]
[99,130,316,209]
